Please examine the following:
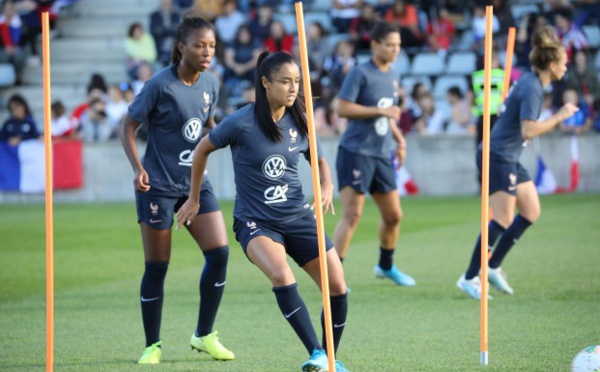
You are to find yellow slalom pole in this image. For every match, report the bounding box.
[42,12,54,372]
[480,5,494,366]
[294,1,335,371]
[501,27,516,101]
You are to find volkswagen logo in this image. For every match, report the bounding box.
[182,118,203,142]
[262,155,287,180]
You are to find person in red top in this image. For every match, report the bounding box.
[264,20,294,55]
[0,1,26,85]
[426,7,455,55]
[384,0,423,47]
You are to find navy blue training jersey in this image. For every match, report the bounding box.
[209,103,322,222]
[337,60,399,159]
[488,72,544,163]
[128,65,219,195]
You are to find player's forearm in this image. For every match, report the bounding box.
[521,113,563,140]
[189,136,216,201]
[318,157,333,189]
[119,115,144,172]
[336,99,383,120]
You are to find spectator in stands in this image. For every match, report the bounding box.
[565,50,599,109]
[223,24,260,97]
[306,21,329,75]
[384,0,423,48]
[173,0,193,13]
[214,0,245,46]
[106,83,130,127]
[471,4,500,52]
[314,96,347,137]
[445,86,475,136]
[264,20,294,55]
[396,86,415,133]
[516,13,548,70]
[190,0,221,22]
[407,81,429,120]
[349,3,379,52]
[150,0,180,66]
[0,93,40,145]
[413,92,446,135]
[0,0,26,85]
[321,39,356,97]
[553,7,588,62]
[490,0,515,47]
[425,7,455,56]
[80,97,116,143]
[70,85,104,130]
[86,72,108,95]
[331,0,362,33]
[125,22,157,80]
[248,3,273,45]
[51,100,77,138]
[559,88,592,134]
[131,62,154,96]
[471,51,504,145]
[14,0,57,64]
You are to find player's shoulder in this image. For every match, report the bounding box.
[219,103,255,129]
[201,71,220,88]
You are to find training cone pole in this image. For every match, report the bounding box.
[42,12,54,372]
[501,27,516,101]
[480,5,494,366]
[294,1,335,370]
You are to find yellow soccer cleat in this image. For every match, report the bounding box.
[190,331,234,360]
[138,341,162,364]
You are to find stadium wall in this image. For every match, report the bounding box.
[1,134,599,203]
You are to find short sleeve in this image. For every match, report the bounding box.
[128,79,160,124]
[303,136,323,162]
[519,88,543,122]
[337,66,365,104]
[208,115,239,149]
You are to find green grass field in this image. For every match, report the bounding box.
[1,194,599,371]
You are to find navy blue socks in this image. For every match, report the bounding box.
[196,246,229,337]
[321,292,348,356]
[488,215,532,269]
[379,246,394,271]
[465,220,506,280]
[140,261,169,347]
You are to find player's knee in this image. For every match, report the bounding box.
[144,261,169,280]
[268,267,295,287]
[521,207,540,224]
[383,209,402,227]
[203,246,229,267]
[344,209,363,229]
[329,279,347,296]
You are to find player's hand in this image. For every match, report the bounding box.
[380,106,401,119]
[557,103,579,122]
[320,181,335,216]
[175,198,200,230]
[134,167,151,192]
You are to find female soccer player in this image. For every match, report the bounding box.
[119,16,234,364]
[333,22,416,286]
[176,51,350,372]
[456,26,578,299]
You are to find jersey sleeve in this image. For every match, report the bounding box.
[303,136,323,162]
[209,75,219,118]
[337,66,364,103]
[128,79,160,124]
[519,86,543,122]
[208,115,239,149]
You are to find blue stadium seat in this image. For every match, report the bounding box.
[400,75,432,93]
[446,52,476,75]
[394,51,410,75]
[583,25,600,49]
[0,64,16,87]
[273,13,298,34]
[410,53,445,76]
[304,11,334,33]
[510,4,539,22]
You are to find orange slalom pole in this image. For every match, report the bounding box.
[294,2,335,371]
[42,12,54,372]
[501,27,516,101]
[480,5,494,366]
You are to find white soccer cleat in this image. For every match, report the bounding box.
[487,267,514,295]
[456,274,492,300]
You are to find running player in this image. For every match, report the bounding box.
[333,21,416,286]
[119,16,234,364]
[176,51,350,372]
[456,26,578,299]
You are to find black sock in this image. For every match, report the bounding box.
[196,246,229,337]
[489,215,532,269]
[140,262,168,347]
[465,220,505,279]
[321,292,348,356]
[273,283,321,354]
[379,246,394,270]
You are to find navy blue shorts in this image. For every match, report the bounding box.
[336,147,397,194]
[476,151,531,196]
[233,211,334,267]
[135,179,220,230]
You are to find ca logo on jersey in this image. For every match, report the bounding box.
[262,155,287,180]
[178,149,194,166]
[264,184,289,204]
[182,118,203,142]
[374,97,394,136]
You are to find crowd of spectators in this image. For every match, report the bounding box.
[2,0,600,144]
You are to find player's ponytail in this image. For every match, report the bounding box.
[254,51,308,142]
[171,14,214,65]
[529,25,564,71]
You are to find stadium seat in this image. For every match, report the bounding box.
[498,50,518,68]
[273,13,298,34]
[400,75,432,93]
[510,4,539,22]
[454,30,474,52]
[446,52,477,75]
[583,25,600,49]
[394,50,411,75]
[409,53,445,76]
[432,75,469,100]
[356,52,370,64]
[326,33,350,52]
[304,11,334,33]
[0,64,16,87]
